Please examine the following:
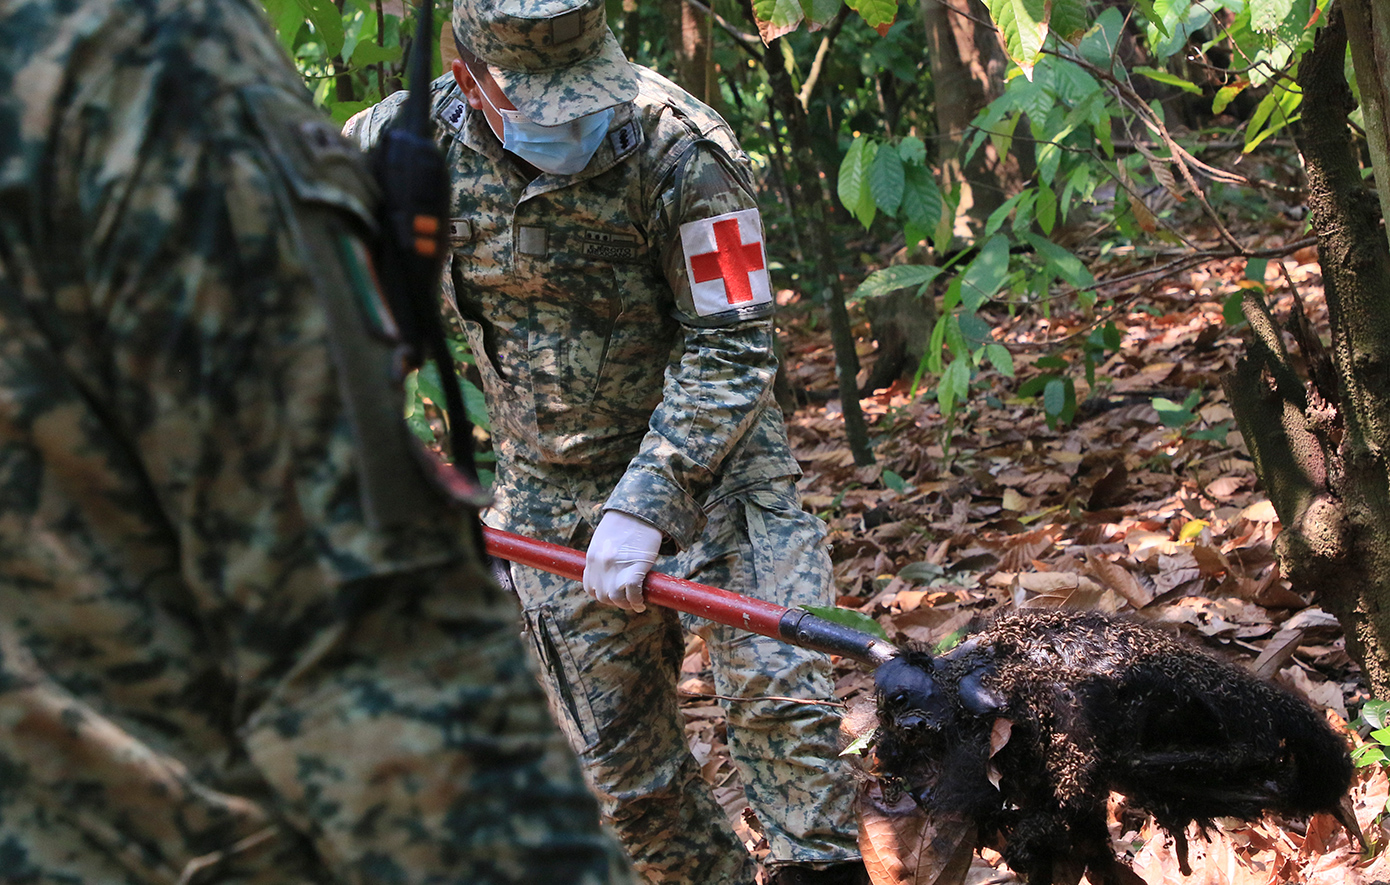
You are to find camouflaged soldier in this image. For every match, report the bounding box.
[345,2,867,882]
[0,0,634,882]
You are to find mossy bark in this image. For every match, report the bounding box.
[1225,2,1390,694]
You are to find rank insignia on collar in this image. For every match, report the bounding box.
[609,119,641,156]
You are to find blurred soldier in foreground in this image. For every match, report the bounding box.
[346,1,868,882]
[0,0,632,882]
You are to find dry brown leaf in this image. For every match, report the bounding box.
[1239,500,1279,523]
[989,718,1013,758]
[1279,666,1349,721]
[1205,476,1249,500]
[1351,754,1390,834]
[1116,163,1160,233]
[858,780,977,885]
[1083,556,1156,609]
[995,527,1059,572]
[1001,488,1031,512]
[1250,628,1306,680]
[1011,572,1122,612]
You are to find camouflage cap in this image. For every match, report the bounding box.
[453,0,639,126]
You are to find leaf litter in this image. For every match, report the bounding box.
[675,248,1390,884]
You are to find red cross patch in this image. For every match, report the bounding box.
[679,208,772,317]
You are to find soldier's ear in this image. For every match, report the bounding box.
[452,58,482,109]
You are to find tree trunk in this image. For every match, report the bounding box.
[756,16,875,465]
[664,0,715,108]
[1225,2,1390,695]
[919,0,1024,240]
[621,0,642,63]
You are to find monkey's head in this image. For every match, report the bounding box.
[875,651,953,734]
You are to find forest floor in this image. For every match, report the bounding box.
[675,239,1390,884]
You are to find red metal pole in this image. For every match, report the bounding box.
[482,525,789,639]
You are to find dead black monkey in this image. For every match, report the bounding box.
[873,608,1354,885]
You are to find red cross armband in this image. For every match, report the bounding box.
[678,208,774,321]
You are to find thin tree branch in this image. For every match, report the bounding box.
[1001,236,1318,349]
[798,5,853,112]
[681,0,764,62]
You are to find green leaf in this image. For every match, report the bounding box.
[983,190,1029,238]
[297,0,345,58]
[351,40,403,67]
[1079,7,1133,65]
[1102,321,1122,351]
[801,605,890,640]
[985,0,1052,76]
[752,0,806,39]
[959,312,993,349]
[990,111,1020,162]
[802,0,844,26]
[1213,82,1248,115]
[1250,0,1296,32]
[1224,291,1248,326]
[959,235,1011,311]
[463,377,491,432]
[846,0,898,28]
[1017,375,1051,398]
[1244,83,1303,152]
[837,137,878,229]
[927,311,950,375]
[1353,745,1387,768]
[1188,424,1231,442]
[944,313,969,360]
[1152,396,1196,427]
[1010,189,1037,234]
[1036,182,1057,234]
[1371,727,1390,746]
[403,369,419,417]
[850,264,945,302]
[902,164,945,233]
[416,361,445,406]
[329,100,371,125]
[1049,0,1091,44]
[840,727,877,756]
[898,135,928,166]
[1147,0,1214,63]
[262,0,305,49]
[985,343,1016,377]
[938,358,971,416]
[870,144,906,216]
[1245,258,1268,283]
[1131,0,1169,38]
[1022,233,1095,289]
[898,561,947,582]
[883,469,908,492]
[1133,66,1203,95]
[1360,699,1390,731]
[1043,376,1076,428]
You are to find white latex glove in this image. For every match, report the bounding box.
[583,511,662,613]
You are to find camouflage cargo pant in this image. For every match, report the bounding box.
[490,472,861,884]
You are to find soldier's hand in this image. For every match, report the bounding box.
[584,511,662,613]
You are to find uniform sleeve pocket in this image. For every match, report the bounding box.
[239,84,378,231]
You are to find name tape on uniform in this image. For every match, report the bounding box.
[679,208,772,317]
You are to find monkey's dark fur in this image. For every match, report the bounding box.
[872,609,1354,885]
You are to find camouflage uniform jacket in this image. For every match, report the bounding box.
[0,1,633,881]
[347,67,800,548]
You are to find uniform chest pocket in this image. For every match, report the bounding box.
[528,297,622,455]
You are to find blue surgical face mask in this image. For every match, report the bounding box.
[477,83,614,176]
